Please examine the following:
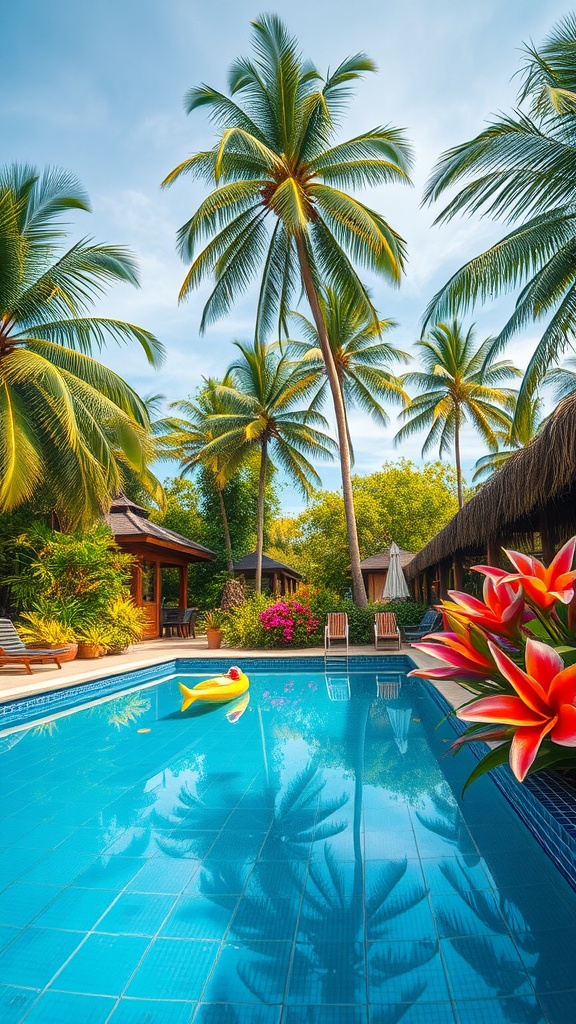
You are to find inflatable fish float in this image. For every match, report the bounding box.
[179,665,249,711]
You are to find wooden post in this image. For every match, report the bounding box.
[179,564,188,608]
[486,536,501,568]
[540,510,556,564]
[453,555,463,590]
[439,561,450,600]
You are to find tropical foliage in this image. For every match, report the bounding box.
[472,395,543,483]
[422,15,576,423]
[163,14,413,605]
[410,538,576,786]
[395,321,519,507]
[0,164,164,529]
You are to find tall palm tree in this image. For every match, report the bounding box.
[159,377,238,571]
[395,321,519,508]
[162,14,413,606]
[545,356,576,402]
[282,288,408,457]
[472,394,543,483]
[0,164,164,529]
[204,340,337,592]
[422,15,576,426]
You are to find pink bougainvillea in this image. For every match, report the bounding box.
[259,599,319,646]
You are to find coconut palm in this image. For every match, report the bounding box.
[203,341,336,592]
[159,377,238,570]
[472,394,543,483]
[422,15,576,426]
[162,14,413,606]
[0,164,164,529]
[395,321,520,508]
[545,356,576,403]
[282,288,408,457]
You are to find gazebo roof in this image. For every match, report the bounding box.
[359,548,415,571]
[233,552,302,579]
[105,495,215,561]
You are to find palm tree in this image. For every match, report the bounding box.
[0,164,164,529]
[472,395,543,483]
[422,15,576,426]
[282,288,408,457]
[159,377,238,571]
[162,14,413,606]
[395,321,519,508]
[545,356,576,402]
[204,340,337,592]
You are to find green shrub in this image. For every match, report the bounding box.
[222,594,272,649]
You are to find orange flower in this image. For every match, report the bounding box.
[443,575,525,639]
[500,538,576,610]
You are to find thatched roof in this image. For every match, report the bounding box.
[406,394,576,580]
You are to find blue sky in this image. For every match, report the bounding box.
[3,0,569,512]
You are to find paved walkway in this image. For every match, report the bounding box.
[0,635,467,711]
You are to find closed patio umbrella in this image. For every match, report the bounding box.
[382,541,410,601]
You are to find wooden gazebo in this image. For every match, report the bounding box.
[405,394,576,603]
[105,495,215,638]
[233,552,302,595]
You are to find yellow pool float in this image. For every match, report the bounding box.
[179,666,249,711]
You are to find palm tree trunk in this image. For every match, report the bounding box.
[454,407,463,509]
[255,439,268,593]
[217,487,234,572]
[294,235,368,607]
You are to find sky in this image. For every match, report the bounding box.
[3,0,570,513]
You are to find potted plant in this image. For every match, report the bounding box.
[76,622,113,659]
[17,612,79,663]
[105,598,148,654]
[201,609,227,649]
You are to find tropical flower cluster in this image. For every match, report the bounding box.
[409,539,576,786]
[260,600,320,646]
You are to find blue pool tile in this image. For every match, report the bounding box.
[453,994,547,1023]
[206,832,267,861]
[367,940,449,1004]
[538,990,576,1022]
[366,896,436,943]
[184,863,249,897]
[370,1002,456,1024]
[203,940,292,1004]
[54,933,150,996]
[35,887,116,931]
[194,1005,280,1024]
[108,997,196,1024]
[0,926,19,953]
[0,985,37,1024]
[497,883,576,935]
[431,890,508,939]
[286,942,366,1005]
[55,828,120,856]
[442,934,533,1000]
[0,927,81,988]
[0,882,59,928]
[364,830,419,860]
[125,938,219,1000]
[160,895,236,941]
[97,893,176,936]
[420,858,492,896]
[73,856,144,890]
[283,1008,367,1024]
[515,926,576,994]
[126,857,199,894]
[23,991,116,1023]
[246,861,306,899]
[21,851,96,887]
[0,847,51,883]
[233,896,300,942]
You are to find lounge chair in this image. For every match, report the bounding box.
[180,608,198,639]
[324,612,349,654]
[374,612,401,650]
[401,610,442,643]
[0,619,68,674]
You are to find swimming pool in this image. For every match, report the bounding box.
[1,660,575,1023]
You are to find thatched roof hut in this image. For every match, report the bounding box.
[406,394,576,596]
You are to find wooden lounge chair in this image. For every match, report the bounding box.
[401,610,442,643]
[0,618,67,674]
[324,612,349,654]
[374,612,401,650]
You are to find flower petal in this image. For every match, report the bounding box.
[548,664,576,707]
[457,695,548,726]
[504,549,545,580]
[509,719,556,781]
[488,642,551,716]
[525,638,564,689]
[550,704,576,746]
[546,537,576,584]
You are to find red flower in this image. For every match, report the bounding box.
[500,538,576,610]
[457,638,576,781]
[409,629,494,681]
[443,575,525,639]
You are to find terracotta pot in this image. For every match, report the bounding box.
[30,642,78,663]
[77,642,107,659]
[206,628,222,650]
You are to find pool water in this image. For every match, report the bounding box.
[1,665,575,1023]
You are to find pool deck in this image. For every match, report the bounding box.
[0,635,467,711]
